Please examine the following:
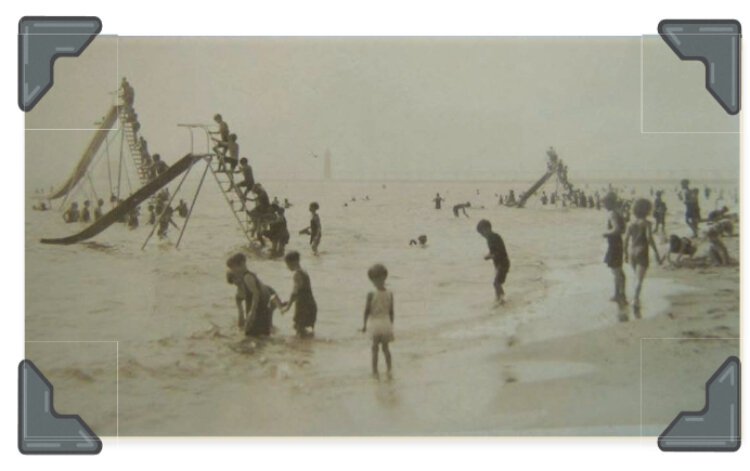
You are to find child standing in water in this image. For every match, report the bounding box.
[603,192,627,305]
[226,253,280,336]
[94,198,105,221]
[653,191,667,236]
[81,200,91,223]
[624,198,662,310]
[476,219,511,305]
[282,251,318,337]
[299,202,322,255]
[361,264,394,378]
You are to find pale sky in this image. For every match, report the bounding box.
[26,36,739,187]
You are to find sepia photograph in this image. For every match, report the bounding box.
[24,35,739,437]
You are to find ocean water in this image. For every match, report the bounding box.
[25,177,737,436]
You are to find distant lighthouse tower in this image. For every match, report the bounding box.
[324,149,332,180]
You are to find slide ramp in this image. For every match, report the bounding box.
[48,105,119,200]
[41,153,202,245]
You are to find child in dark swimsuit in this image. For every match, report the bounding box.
[226,253,279,336]
[94,199,105,221]
[602,192,627,305]
[653,191,667,235]
[476,219,510,305]
[81,200,91,223]
[623,199,662,310]
[64,202,80,223]
[299,202,322,255]
[281,251,318,337]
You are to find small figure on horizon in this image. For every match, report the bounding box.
[409,235,428,247]
[283,198,292,209]
[281,251,318,337]
[361,263,394,379]
[299,202,322,255]
[477,219,510,305]
[453,202,471,218]
[433,192,445,210]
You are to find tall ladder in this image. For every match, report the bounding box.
[120,107,152,186]
[207,155,257,245]
[176,124,260,247]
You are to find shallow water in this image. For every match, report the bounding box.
[25,178,736,436]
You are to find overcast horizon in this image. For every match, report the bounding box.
[26,36,739,189]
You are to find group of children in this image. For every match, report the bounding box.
[63,199,105,224]
[602,181,736,311]
[222,200,513,379]
[226,250,395,378]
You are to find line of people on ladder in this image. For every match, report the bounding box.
[209,113,292,257]
[120,78,171,183]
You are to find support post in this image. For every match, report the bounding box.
[140,156,197,250]
[175,158,211,248]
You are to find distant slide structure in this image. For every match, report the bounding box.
[41,153,202,245]
[48,105,118,200]
[510,170,555,208]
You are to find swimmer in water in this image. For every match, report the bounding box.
[409,235,428,247]
[453,202,471,218]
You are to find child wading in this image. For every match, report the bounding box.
[361,264,394,378]
[476,219,510,305]
[226,253,279,337]
[281,251,318,337]
[623,198,662,311]
[299,202,322,255]
[602,192,627,305]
